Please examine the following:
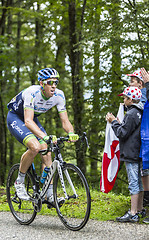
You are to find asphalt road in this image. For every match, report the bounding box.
[0,212,149,240]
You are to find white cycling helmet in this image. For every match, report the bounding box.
[38,68,59,81]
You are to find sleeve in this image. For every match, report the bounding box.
[111,113,137,140]
[22,89,35,111]
[145,82,149,101]
[56,90,67,113]
[141,88,147,105]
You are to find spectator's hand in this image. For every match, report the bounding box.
[106,112,117,123]
[68,133,79,142]
[140,68,149,84]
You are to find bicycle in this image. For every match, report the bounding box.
[6,132,91,231]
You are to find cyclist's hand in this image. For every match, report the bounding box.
[43,135,57,144]
[43,135,50,143]
[68,133,79,142]
[52,135,57,144]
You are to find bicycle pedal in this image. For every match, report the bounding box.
[59,199,65,207]
[42,199,48,204]
[47,202,56,209]
[12,196,20,204]
[47,199,65,209]
[49,199,65,208]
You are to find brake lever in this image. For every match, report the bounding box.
[85,136,89,148]
[80,132,89,148]
[46,135,53,144]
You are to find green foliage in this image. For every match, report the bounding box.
[1,185,149,223]
[0,0,149,191]
[90,190,130,221]
[0,186,131,221]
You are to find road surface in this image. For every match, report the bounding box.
[0,212,149,240]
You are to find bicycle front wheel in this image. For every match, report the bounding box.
[53,163,91,231]
[6,164,37,225]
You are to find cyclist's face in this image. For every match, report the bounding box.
[40,78,58,98]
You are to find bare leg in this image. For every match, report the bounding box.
[40,143,53,185]
[130,194,139,215]
[131,192,143,215]
[15,138,43,200]
[137,191,144,212]
[19,138,42,173]
[40,146,52,170]
[142,176,149,191]
[39,143,54,199]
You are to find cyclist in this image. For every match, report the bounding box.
[7,68,79,205]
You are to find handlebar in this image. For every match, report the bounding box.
[57,132,89,147]
[39,132,89,155]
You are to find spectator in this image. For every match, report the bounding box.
[106,86,144,223]
[128,69,149,207]
[140,67,149,224]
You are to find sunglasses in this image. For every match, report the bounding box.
[43,80,59,86]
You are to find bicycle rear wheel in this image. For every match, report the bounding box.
[6,164,37,225]
[53,163,91,231]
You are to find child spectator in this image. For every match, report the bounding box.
[106,86,144,222]
[128,69,146,104]
[128,69,149,207]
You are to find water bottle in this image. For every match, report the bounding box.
[40,167,50,184]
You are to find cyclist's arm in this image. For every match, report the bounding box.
[24,108,46,139]
[59,111,74,134]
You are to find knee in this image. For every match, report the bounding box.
[28,141,42,156]
[40,142,47,150]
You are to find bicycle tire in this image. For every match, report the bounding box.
[6,163,37,225]
[53,163,91,231]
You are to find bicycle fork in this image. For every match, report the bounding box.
[57,163,78,200]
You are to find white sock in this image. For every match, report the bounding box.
[46,184,53,198]
[16,171,26,184]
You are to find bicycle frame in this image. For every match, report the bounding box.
[6,132,91,230]
[30,132,88,204]
[36,143,78,201]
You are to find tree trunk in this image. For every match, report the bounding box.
[31,3,42,85]
[15,8,21,93]
[7,0,14,169]
[68,0,86,174]
[0,0,13,184]
[88,3,103,184]
[0,92,7,185]
[90,37,101,183]
[108,0,122,113]
[0,0,11,35]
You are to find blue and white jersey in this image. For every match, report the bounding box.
[7,85,66,117]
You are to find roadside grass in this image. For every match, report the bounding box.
[90,190,130,221]
[0,185,131,221]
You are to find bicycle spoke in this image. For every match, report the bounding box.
[54,163,91,231]
[6,164,37,225]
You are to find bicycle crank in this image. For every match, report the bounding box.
[31,193,42,212]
